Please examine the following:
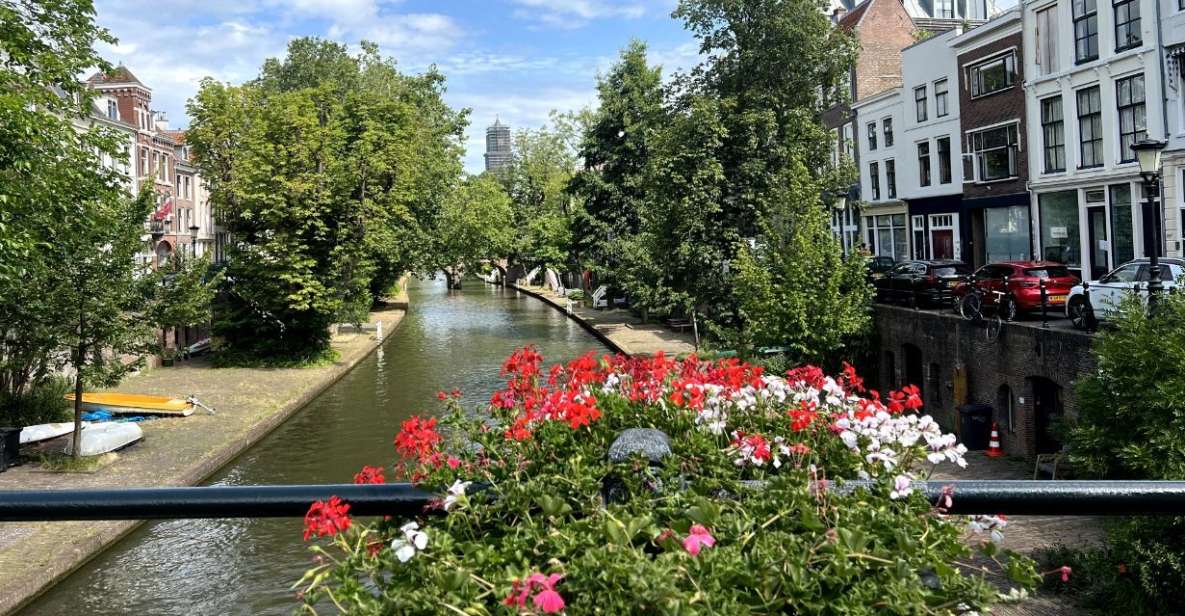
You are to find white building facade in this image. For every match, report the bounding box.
[1023,0,1166,279]
[855,88,910,259]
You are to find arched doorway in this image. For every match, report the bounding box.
[154,241,173,269]
[1027,377,1063,454]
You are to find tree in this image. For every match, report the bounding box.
[145,254,224,355]
[187,38,466,362]
[499,117,581,273]
[434,174,514,288]
[568,41,664,281]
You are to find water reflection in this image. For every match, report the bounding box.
[26,278,603,616]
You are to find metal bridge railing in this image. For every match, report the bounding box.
[3,481,1185,521]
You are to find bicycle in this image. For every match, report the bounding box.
[958,280,1007,341]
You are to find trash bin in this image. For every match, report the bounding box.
[958,404,993,450]
[0,427,20,472]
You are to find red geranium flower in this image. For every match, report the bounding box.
[353,465,386,485]
[303,496,351,541]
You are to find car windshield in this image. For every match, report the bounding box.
[933,265,970,276]
[1024,266,1072,279]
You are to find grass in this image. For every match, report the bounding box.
[32,451,118,473]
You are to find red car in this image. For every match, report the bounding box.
[954,261,1081,320]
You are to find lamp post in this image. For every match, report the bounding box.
[189,224,200,259]
[1131,138,1168,312]
[832,192,850,254]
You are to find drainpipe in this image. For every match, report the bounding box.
[1156,0,1169,142]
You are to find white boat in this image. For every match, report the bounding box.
[19,422,82,445]
[62,423,143,457]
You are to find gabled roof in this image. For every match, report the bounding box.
[160,130,186,144]
[86,65,145,87]
[837,0,872,30]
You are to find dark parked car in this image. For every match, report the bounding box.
[953,261,1080,321]
[874,260,972,306]
[866,256,895,281]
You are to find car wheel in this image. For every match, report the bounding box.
[1068,296,1094,331]
[1001,296,1019,322]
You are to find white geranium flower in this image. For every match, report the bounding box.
[391,521,429,563]
[889,474,913,499]
[444,480,472,512]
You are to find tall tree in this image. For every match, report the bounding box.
[499,117,580,272]
[568,40,664,283]
[433,174,514,288]
[188,39,466,361]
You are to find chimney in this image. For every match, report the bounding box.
[154,111,169,131]
[832,6,847,23]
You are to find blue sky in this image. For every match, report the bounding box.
[93,0,701,172]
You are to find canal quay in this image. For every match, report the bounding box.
[2,278,611,615]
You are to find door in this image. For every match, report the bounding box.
[1030,377,1064,455]
[929,214,958,260]
[1087,206,1110,280]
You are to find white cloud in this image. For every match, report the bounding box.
[451,87,598,172]
[510,0,650,28]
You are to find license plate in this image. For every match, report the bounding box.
[945,280,957,288]
[1048,294,1067,304]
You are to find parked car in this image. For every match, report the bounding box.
[866,256,895,281]
[1065,258,1185,329]
[952,261,1080,321]
[874,260,972,306]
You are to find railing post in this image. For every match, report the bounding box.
[1040,278,1048,328]
[1082,280,1095,331]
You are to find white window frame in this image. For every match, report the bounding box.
[967,122,1021,183]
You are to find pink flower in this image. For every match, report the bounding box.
[1060,565,1072,582]
[533,589,565,613]
[683,524,716,556]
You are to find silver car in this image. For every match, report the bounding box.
[1065,258,1184,329]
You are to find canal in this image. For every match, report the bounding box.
[24,277,605,615]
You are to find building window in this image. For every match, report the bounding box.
[918,141,931,187]
[1041,96,1066,172]
[867,122,878,151]
[985,205,1032,262]
[139,147,148,176]
[1035,6,1060,75]
[915,86,928,122]
[1113,0,1141,51]
[969,124,1019,181]
[886,159,897,198]
[870,161,881,200]
[1039,190,1082,266]
[883,117,894,147]
[106,100,118,120]
[1116,74,1146,162]
[842,123,854,159]
[935,79,949,117]
[1074,0,1099,63]
[936,0,954,17]
[969,53,1016,97]
[998,385,1015,433]
[937,136,952,184]
[912,214,927,259]
[1077,85,1103,168]
[868,214,908,260]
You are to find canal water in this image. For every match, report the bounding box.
[25,278,605,615]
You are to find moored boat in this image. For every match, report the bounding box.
[64,392,194,417]
[62,422,143,456]
[19,422,81,445]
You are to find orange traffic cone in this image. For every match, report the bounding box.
[985,422,1004,458]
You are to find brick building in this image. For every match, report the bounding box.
[953,9,1032,268]
[873,305,1095,458]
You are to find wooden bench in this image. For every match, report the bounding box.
[666,319,692,332]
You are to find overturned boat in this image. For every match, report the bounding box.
[62,422,143,457]
[65,392,195,417]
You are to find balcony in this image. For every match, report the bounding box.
[147,220,167,236]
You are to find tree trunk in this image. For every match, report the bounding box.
[71,343,85,461]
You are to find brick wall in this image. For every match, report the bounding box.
[958,31,1028,199]
[854,0,917,101]
[871,305,1095,459]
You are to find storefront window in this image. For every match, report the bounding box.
[1109,183,1134,264]
[870,214,908,260]
[1039,191,1081,267]
[985,205,1031,262]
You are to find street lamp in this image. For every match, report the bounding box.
[1131,138,1168,311]
[189,224,200,258]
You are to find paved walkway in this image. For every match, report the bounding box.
[0,298,406,615]
[512,284,698,357]
[932,452,1103,615]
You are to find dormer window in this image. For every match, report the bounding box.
[106,100,118,120]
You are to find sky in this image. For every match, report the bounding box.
[92,0,702,172]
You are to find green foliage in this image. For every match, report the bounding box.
[1067,292,1185,479]
[1039,517,1185,615]
[0,376,72,428]
[728,163,872,368]
[188,38,466,361]
[433,174,514,283]
[1052,291,1185,614]
[144,254,223,343]
[499,115,581,271]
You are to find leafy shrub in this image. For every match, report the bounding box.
[0,376,72,427]
[1054,291,1185,614]
[297,349,1039,614]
